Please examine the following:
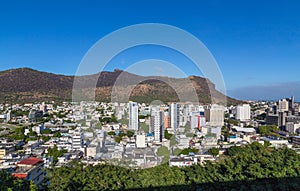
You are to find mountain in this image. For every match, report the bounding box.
[0,68,240,105]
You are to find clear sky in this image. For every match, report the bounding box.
[0,0,300,101]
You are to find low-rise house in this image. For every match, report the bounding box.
[260,137,291,148]
[291,136,300,145]
[169,157,198,167]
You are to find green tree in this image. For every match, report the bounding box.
[41,128,52,134]
[258,125,278,136]
[53,131,61,137]
[115,136,122,143]
[173,148,182,156]
[45,141,300,190]
[208,147,219,157]
[157,146,170,164]
[47,145,67,164]
[180,148,199,155]
[107,131,116,136]
[139,122,149,132]
[126,130,134,138]
[170,135,177,147]
[164,130,172,140]
[42,136,51,142]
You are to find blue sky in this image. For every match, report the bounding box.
[0,0,300,101]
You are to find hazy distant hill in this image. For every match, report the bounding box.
[0,68,240,105]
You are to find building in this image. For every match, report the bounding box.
[12,157,45,187]
[232,126,256,135]
[136,134,146,148]
[72,131,84,150]
[289,96,295,112]
[169,157,197,167]
[265,114,279,125]
[260,137,290,148]
[204,104,224,127]
[286,122,300,134]
[278,112,287,130]
[190,111,206,130]
[40,102,47,113]
[86,146,98,158]
[0,139,17,159]
[150,106,164,142]
[5,111,11,123]
[235,104,251,121]
[0,144,15,159]
[291,136,300,145]
[164,113,170,129]
[176,134,190,149]
[169,103,180,131]
[278,99,289,112]
[129,102,139,131]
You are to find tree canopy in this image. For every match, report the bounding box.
[208,147,219,157]
[3,142,300,190]
[258,125,278,136]
[45,143,300,190]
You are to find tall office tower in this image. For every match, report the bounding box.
[169,103,180,131]
[204,104,225,127]
[235,104,251,121]
[278,111,287,130]
[288,96,295,113]
[190,111,206,131]
[278,99,289,112]
[150,106,164,142]
[129,101,139,131]
[291,96,295,109]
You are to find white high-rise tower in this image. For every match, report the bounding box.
[129,102,139,131]
[169,103,180,131]
[150,106,164,142]
[235,104,251,121]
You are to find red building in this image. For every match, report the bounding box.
[12,157,45,186]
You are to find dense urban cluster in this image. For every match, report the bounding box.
[1,96,300,190]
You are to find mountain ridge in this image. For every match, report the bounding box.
[0,68,241,105]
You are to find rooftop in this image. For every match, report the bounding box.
[232,126,256,133]
[18,157,44,166]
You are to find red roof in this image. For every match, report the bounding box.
[18,157,44,166]
[12,173,27,179]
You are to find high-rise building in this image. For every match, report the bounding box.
[129,102,139,131]
[164,112,170,129]
[278,111,287,130]
[235,104,251,121]
[169,103,180,131]
[150,106,164,142]
[40,102,47,113]
[204,104,224,127]
[180,105,188,127]
[278,99,289,112]
[72,131,84,150]
[190,111,206,130]
[5,111,11,123]
[289,96,295,112]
